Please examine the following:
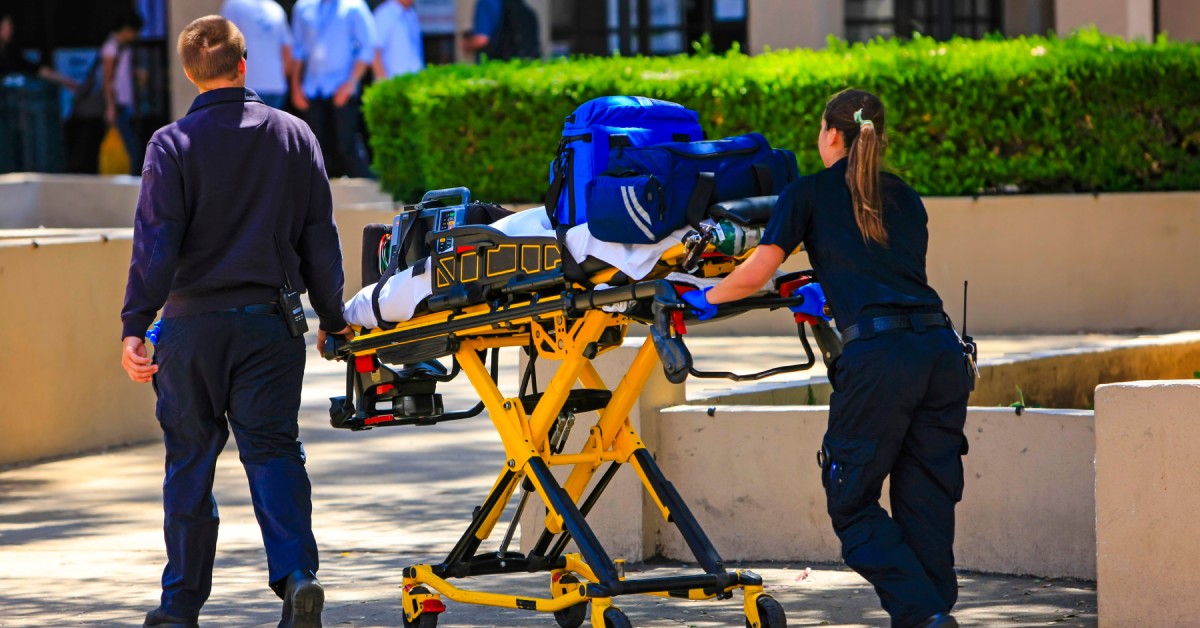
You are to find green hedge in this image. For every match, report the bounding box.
[363,30,1200,203]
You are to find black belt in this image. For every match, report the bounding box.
[842,312,951,344]
[220,302,280,315]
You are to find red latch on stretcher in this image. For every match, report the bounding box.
[671,310,687,335]
[422,599,446,613]
[671,284,695,334]
[778,276,820,327]
[355,355,376,373]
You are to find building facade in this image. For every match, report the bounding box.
[152,0,1200,130]
[541,0,1198,58]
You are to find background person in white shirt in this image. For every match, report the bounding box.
[220,0,293,109]
[290,0,377,178]
[372,0,424,79]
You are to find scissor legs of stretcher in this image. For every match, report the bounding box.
[323,280,840,627]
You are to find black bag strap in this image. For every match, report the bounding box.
[545,147,567,227]
[555,225,592,289]
[753,163,775,195]
[370,213,419,330]
[685,172,717,231]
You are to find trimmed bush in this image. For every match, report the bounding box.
[363,30,1200,203]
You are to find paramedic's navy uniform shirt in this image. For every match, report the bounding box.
[121,87,346,340]
[761,157,942,330]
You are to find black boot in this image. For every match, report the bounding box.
[278,570,324,628]
[143,607,198,628]
[913,613,959,628]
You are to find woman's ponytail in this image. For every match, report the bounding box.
[824,90,888,246]
[847,109,886,246]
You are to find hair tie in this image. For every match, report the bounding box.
[854,108,874,128]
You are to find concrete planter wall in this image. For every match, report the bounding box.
[0,175,389,466]
[0,234,159,466]
[695,191,1200,336]
[1095,381,1200,625]
[654,405,1097,580]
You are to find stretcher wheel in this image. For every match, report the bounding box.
[745,595,786,628]
[402,586,439,628]
[552,574,587,628]
[402,611,437,628]
[603,607,632,628]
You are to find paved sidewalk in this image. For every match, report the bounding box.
[0,336,1103,627]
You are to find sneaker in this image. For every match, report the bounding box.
[143,607,198,628]
[279,570,324,628]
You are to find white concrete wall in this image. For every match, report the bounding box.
[0,175,390,231]
[0,178,389,466]
[696,191,1200,336]
[1095,381,1200,626]
[517,345,1099,579]
[0,175,40,229]
[654,405,1097,579]
[0,235,159,466]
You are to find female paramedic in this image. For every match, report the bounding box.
[683,89,971,628]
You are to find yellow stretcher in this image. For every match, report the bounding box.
[324,191,841,628]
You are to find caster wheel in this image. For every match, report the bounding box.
[745,594,786,628]
[402,611,437,628]
[603,606,632,628]
[552,575,587,628]
[403,586,440,628]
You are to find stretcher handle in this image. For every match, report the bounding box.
[323,334,349,360]
[685,322,817,382]
[419,187,471,207]
[569,281,660,312]
[649,280,818,384]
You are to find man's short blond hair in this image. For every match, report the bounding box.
[178,15,245,84]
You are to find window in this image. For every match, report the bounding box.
[845,0,1003,42]
[550,0,745,57]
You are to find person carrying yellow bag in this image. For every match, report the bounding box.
[99,125,130,175]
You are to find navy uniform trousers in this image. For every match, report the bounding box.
[152,309,317,618]
[823,325,971,628]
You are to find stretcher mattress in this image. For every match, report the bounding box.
[343,207,696,328]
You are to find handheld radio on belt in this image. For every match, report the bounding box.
[274,234,309,338]
[961,280,980,389]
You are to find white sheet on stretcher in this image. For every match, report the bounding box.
[343,208,694,328]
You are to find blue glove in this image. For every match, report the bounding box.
[681,287,719,321]
[789,283,831,321]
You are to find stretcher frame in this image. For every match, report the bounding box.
[330,227,836,628]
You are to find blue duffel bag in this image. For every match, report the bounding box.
[546,96,704,228]
[588,132,799,244]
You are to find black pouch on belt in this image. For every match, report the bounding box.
[961,334,979,391]
[275,235,309,338]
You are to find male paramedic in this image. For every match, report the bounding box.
[120,15,352,628]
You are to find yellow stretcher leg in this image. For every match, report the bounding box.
[389,307,784,627]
